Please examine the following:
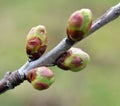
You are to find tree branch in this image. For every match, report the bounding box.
[0,3,120,94]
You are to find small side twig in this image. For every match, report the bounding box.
[0,3,120,94]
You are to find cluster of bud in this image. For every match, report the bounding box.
[25,8,92,90]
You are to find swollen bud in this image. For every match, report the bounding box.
[26,67,55,90]
[66,9,92,42]
[56,47,90,72]
[26,25,48,61]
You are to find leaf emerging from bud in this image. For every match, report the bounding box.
[66,9,92,42]
[56,47,90,72]
[26,25,48,61]
[26,67,55,90]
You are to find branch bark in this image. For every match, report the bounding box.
[0,3,120,94]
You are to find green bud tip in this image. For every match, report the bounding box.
[26,25,48,60]
[26,66,55,90]
[56,47,90,72]
[66,8,92,42]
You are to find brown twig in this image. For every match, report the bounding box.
[0,3,120,94]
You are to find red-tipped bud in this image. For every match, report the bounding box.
[56,47,90,72]
[26,67,55,90]
[26,25,48,61]
[66,9,92,42]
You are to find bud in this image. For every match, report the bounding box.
[66,9,92,42]
[56,47,90,72]
[26,67,55,90]
[26,25,48,61]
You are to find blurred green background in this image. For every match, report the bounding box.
[0,0,120,106]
